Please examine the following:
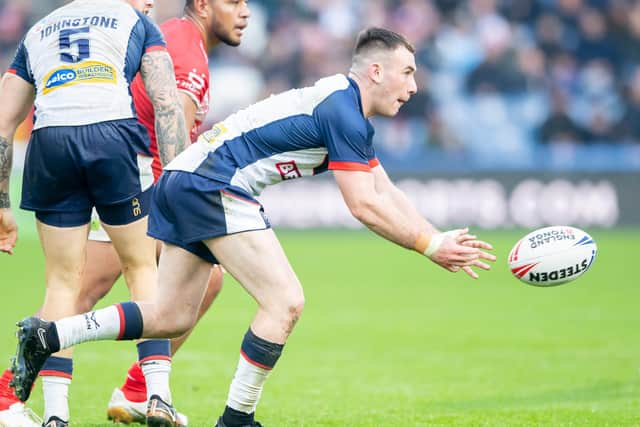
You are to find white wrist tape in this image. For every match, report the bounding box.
[424,233,445,257]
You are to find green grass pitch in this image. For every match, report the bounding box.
[1,217,638,426]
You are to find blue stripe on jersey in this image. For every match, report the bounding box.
[9,40,35,84]
[314,80,376,165]
[124,10,165,84]
[195,114,322,179]
[124,24,139,115]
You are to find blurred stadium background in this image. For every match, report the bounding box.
[1,0,638,229]
[1,1,639,426]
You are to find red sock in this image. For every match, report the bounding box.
[120,362,147,403]
[0,369,21,410]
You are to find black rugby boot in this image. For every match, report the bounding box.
[10,317,56,401]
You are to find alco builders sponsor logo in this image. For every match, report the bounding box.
[43,61,116,94]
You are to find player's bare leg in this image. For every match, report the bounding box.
[169,265,222,353]
[137,243,214,339]
[205,229,304,427]
[105,246,222,425]
[114,230,302,426]
[28,221,90,424]
[102,218,157,302]
[75,240,122,313]
[78,238,222,346]
[71,231,222,424]
[0,223,91,426]
[11,242,242,425]
[101,218,182,426]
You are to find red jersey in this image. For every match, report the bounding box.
[131,18,210,181]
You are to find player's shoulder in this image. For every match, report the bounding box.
[160,18,189,33]
[313,74,365,125]
[162,18,207,65]
[161,18,200,45]
[314,74,359,109]
[313,74,352,97]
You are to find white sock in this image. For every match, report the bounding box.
[42,376,70,422]
[141,359,172,403]
[55,306,122,349]
[226,355,271,414]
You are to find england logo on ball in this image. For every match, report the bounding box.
[508,226,597,286]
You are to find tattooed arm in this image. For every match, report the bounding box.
[0,72,34,254]
[140,50,189,167]
[0,73,34,205]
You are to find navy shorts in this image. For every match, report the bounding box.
[148,171,271,264]
[21,119,154,227]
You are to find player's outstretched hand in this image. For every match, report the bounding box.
[0,208,18,255]
[430,228,496,279]
[455,229,496,277]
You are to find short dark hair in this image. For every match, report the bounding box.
[354,27,415,56]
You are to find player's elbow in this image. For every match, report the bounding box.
[0,116,19,138]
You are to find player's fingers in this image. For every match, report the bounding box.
[456,233,476,243]
[479,251,497,262]
[462,239,493,250]
[454,245,482,256]
[444,228,469,238]
[445,252,480,264]
[447,258,481,268]
[470,259,492,270]
[462,266,479,279]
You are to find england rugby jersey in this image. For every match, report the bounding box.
[7,0,165,130]
[130,17,210,181]
[165,74,380,197]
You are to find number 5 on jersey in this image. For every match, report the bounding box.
[59,26,90,63]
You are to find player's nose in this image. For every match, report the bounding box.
[240,2,251,18]
[408,76,418,95]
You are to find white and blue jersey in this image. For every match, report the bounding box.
[8,0,165,129]
[165,74,379,197]
[149,74,380,264]
[13,0,163,227]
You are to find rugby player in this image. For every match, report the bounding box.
[11,28,496,427]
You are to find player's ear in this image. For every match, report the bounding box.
[368,62,383,84]
[195,0,210,17]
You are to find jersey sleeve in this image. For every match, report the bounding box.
[7,40,34,85]
[168,35,208,107]
[315,91,376,172]
[136,10,166,53]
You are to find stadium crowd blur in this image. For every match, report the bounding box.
[2,0,640,172]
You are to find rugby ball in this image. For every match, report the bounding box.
[508,226,597,286]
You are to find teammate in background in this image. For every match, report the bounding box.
[11,28,497,427]
[0,0,189,426]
